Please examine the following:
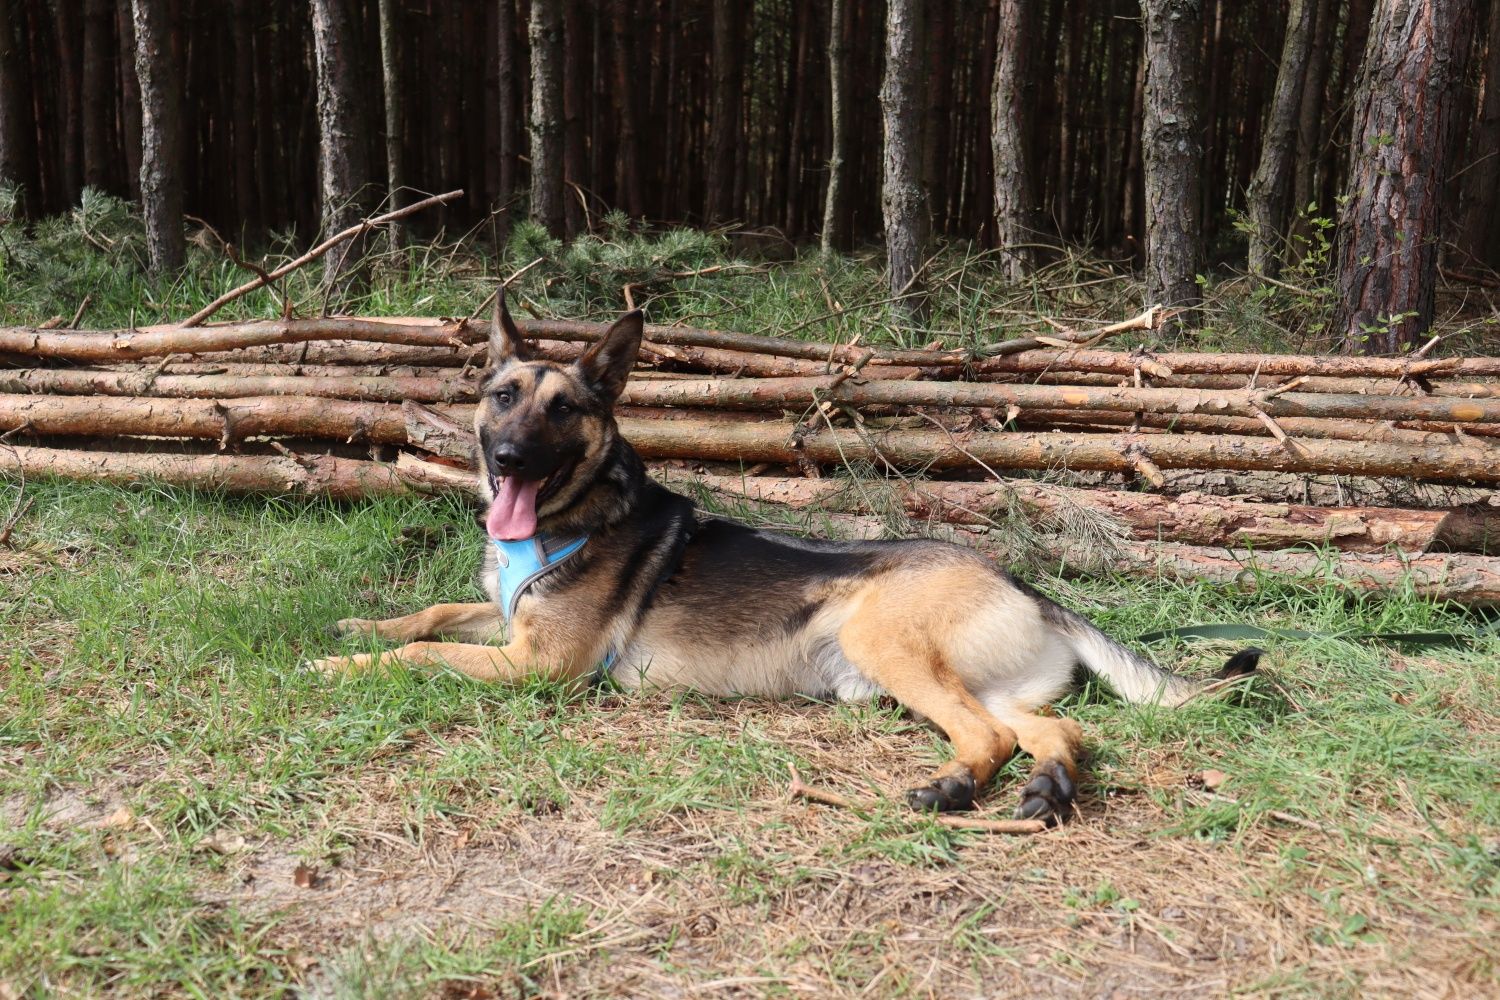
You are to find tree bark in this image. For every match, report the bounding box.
[610,0,644,219]
[561,0,587,236]
[1246,0,1315,278]
[311,0,373,289]
[1332,0,1475,354]
[706,0,744,224]
[0,0,40,212]
[821,0,849,252]
[130,0,184,272]
[377,0,405,245]
[528,0,566,238]
[81,0,115,193]
[1460,0,1500,267]
[497,0,521,203]
[880,0,930,324]
[230,0,258,229]
[1140,0,1204,323]
[1290,0,1336,241]
[991,0,1035,282]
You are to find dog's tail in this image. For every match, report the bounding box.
[1048,602,1261,707]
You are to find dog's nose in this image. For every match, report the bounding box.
[490,444,526,475]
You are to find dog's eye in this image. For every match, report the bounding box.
[552,400,574,416]
[494,390,513,406]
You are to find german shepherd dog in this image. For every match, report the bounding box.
[314,297,1260,822]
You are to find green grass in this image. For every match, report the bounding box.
[2,479,1497,996]
[2,198,1498,993]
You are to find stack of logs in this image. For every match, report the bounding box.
[3,306,1499,604]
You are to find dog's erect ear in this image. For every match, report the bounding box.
[488,287,532,366]
[575,310,643,403]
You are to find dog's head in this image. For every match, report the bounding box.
[474,290,642,540]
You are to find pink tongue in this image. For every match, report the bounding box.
[486,477,541,540]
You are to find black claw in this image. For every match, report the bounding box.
[1015,794,1056,820]
[1015,762,1077,825]
[905,772,976,813]
[1045,761,1075,802]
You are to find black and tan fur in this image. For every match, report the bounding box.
[313,295,1260,821]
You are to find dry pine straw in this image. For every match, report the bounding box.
[100,689,1480,1000]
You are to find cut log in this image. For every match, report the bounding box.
[0,393,420,446]
[1018,370,1498,399]
[0,445,411,500]
[409,411,1500,484]
[608,375,1500,425]
[10,370,1497,446]
[651,471,1496,554]
[1058,540,1500,607]
[0,367,479,403]
[1008,408,1500,444]
[7,445,1497,603]
[390,453,1500,605]
[979,348,1500,380]
[0,318,480,362]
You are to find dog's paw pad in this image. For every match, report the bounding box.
[905,772,976,813]
[1013,761,1076,825]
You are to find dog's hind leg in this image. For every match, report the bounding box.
[335,603,505,643]
[839,612,1018,813]
[985,696,1085,825]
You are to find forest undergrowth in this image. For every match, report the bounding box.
[4,189,1496,357]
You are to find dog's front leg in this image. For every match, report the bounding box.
[310,631,591,685]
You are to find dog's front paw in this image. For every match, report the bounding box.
[906,771,977,813]
[303,652,374,676]
[331,617,377,637]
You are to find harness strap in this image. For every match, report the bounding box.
[492,534,618,671]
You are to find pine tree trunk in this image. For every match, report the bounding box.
[611,0,643,219]
[1461,0,1500,267]
[529,0,565,238]
[1333,0,1476,354]
[311,0,372,288]
[497,0,520,204]
[821,0,849,252]
[880,0,930,324]
[1140,0,1204,322]
[0,0,40,213]
[54,0,83,204]
[81,0,115,193]
[706,0,744,223]
[991,0,1034,283]
[1246,0,1314,278]
[922,0,952,232]
[561,0,587,235]
[376,0,404,245]
[230,0,257,230]
[115,0,140,201]
[130,0,184,272]
[1121,39,1146,263]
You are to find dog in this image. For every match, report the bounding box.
[313,295,1260,822]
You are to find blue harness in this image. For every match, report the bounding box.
[491,534,617,671]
